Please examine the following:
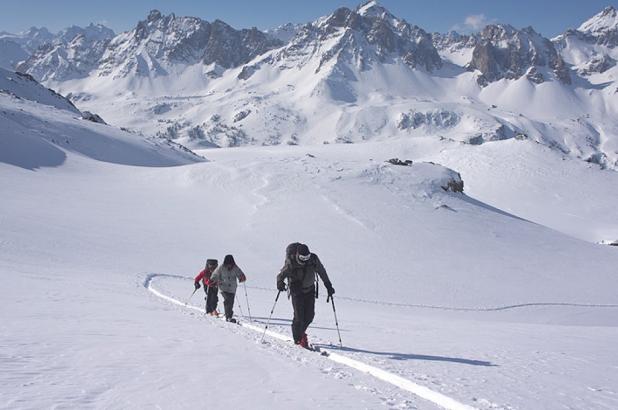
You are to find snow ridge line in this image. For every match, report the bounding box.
[243,285,618,312]
[143,273,477,410]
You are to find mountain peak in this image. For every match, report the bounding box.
[357,1,385,16]
[147,10,163,22]
[578,5,618,34]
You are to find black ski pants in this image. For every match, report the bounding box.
[221,291,236,320]
[291,286,315,343]
[204,285,219,313]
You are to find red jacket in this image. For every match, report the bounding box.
[195,268,216,287]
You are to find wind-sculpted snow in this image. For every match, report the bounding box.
[0,72,202,169]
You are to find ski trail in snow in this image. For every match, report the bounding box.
[144,273,477,410]
[243,285,618,312]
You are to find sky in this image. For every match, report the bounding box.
[1,0,616,37]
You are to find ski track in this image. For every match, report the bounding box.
[143,273,477,410]
[242,286,618,312]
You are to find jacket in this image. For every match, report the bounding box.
[194,268,216,287]
[277,253,332,295]
[210,264,246,294]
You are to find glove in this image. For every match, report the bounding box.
[325,283,335,297]
[194,282,201,290]
[239,274,246,283]
[277,280,286,292]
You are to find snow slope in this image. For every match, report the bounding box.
[1,135,618,409]
[0,67,200,169]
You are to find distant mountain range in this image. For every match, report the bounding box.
[3,1,617,168]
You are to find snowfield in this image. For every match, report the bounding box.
[2,131,618,409]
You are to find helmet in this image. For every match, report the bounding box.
[297,244,311,262]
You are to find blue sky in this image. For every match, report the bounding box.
[2,0,616,37]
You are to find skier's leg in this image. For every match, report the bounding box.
[291,293,305,343]
[204,285,211,313]
[302,290,316,335]
[206,285,216,313]
[223,291,235,319]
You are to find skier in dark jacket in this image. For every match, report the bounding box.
[194,259,220,316]
[276,243,334,348]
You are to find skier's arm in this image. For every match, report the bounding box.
[194,270,206,289]
[236,266,246,283]
[314,255,334,295]
[210,267,221,285]
[276,260,292,290]
[194,270,206,283]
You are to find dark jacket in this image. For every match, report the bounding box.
[277,253,332,295]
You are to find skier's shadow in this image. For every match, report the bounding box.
[318,345,497,367]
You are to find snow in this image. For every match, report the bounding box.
[578,6,618,34]
[2,127,618,408]
[2,5,618,410]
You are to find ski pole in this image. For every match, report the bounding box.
[327,294,343,347]
[185,288,198,306]
[260,290,281,343]
[237,295,245,321]
[243,282,253,322]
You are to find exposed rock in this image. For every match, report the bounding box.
[397,109,460,130]
[81,111,106,124]
[386,158,413,166]
[468,25,570,85]
[233,109,251,122]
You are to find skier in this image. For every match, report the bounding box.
[276,243,334,349]
[194,258,220,316]
[210,255,247,323]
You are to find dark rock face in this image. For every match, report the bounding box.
[81,111,107,124]
[432,31,479,56]
[20,10,282,81]
[467,25,570,85]
[101,11,282,75]
[273,2,442,73]
[202,21,282,68]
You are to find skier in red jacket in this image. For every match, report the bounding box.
[194,259,220,316]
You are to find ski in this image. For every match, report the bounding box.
[301,343,329,356]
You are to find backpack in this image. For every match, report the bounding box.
[285,242,301,261]
[284,242,320,299]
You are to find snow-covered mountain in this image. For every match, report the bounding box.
[15,24,115,82]
[18,10,283,82]
[0,26,54,53]
[0,24,115,75]
[265,22,303,43]
[0,67,199,168]
[0,27,55,70]
[553,6,618,77]
[13,2,618,170]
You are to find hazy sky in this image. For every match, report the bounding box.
[1,0,616,37]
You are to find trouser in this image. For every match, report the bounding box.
[221,291,236,319]
[205,285,219,313]
[291,286,315,343]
